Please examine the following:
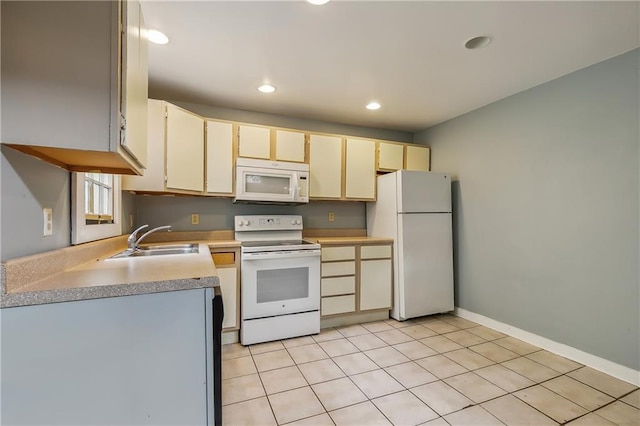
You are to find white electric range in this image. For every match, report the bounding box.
[235,215,321,346]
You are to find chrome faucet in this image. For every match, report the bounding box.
[127,224,172,250]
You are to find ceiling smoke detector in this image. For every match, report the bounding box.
[464,36,492,50]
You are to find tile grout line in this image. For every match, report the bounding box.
[223,317,638,425]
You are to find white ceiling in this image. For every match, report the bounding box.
[141,1,639,132]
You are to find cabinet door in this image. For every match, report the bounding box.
[206,121,234,195]
[120,0,148,168]
[166,105,204,192]
[275,130,306,162]
[217,268,239,330]
[360,259,392,311]
[122,99,166,192]
[378,142,404,171]
[405,145,430,171]
[309,134,343,199]
[238,125,270,159]
[345,138,376,200]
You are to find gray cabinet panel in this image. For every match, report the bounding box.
[1,289,212,425]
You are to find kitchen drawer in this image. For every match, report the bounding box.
[321,295,355,316]
[361,245,392,259]
[322,261,355,277]
[321,276,355,297]
[321,246,355,261]
[211,252,235,266]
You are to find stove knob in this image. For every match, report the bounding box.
[295,219,301,225]
[291,219,296,225]
[237,220,244,227]
[246,220,251,226]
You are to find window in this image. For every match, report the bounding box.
[84,173,114,224]
[72,172,121,244]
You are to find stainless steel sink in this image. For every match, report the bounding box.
[108,244,199,259]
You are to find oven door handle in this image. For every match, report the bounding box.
[242,250,321,261]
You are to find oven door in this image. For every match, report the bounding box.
[241,250,320,319]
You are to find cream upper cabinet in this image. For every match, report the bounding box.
[345,138,376,200]
[309,134,343,199]
[378,142,404,171]
[275,130,306,162]
[166,104,204,192]
[238,125,270,159]
[120,0,148,169]
[206,120,234,195]
[405,145,431,171]
[122,99,166,192]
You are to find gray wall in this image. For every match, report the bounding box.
[1,146,71,260]
[134,196,365,231]
[414,49,639,370]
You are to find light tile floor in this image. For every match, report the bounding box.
[221,314,639,425]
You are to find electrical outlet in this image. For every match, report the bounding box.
[43,208,53,236]
[328,212,335,222]
[191,213,199,225]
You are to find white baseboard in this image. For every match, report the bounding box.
[454,307,640,387]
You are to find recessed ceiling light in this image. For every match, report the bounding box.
[464,36,492,50]
[258,84,276,94]
[366,102,381,111]
[307,0,330,5]
[147,29,169,45]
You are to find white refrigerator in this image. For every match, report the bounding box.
[367,171,454,321]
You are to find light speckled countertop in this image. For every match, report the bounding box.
[1,240,240,309]
[0,230,393,308]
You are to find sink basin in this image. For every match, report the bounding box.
[108,244,199,259]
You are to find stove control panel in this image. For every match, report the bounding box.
[235,215,303,231]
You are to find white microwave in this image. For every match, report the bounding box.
[235,158,309,204]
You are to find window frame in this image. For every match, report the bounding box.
[71,172,122,245]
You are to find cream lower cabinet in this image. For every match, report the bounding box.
[320,246,356,316]
[211,249,240,331]
[320,243,393,318]
[360,244,393,310]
